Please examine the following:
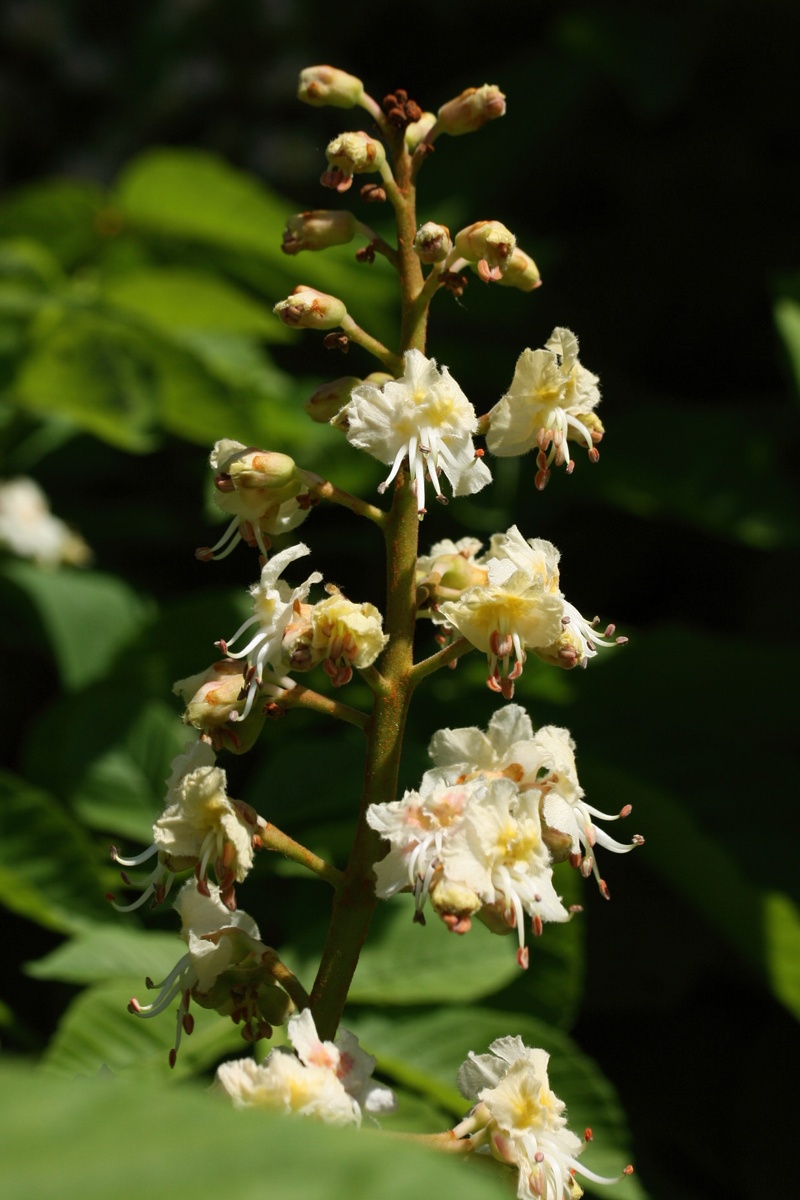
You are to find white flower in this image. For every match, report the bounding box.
[310,593,389,685]
[455,1037,632,1200]
[367,770,474,918]
[110,742,262,912]
[439,559,564,699]
[486,329,602,488]
[442,778,569,967]
[216,1009,396,1126]
[336,349,491,513]
[534,725,644,897]
[217,543,322,719]
[128,881,286,1066]
[0,476,91,567]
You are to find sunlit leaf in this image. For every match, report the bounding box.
[26,925,180,985]
[41,976,243,1080]
[103,267,288,341]
[2,1064,512,1200]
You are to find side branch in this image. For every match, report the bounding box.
[257,822,345,891]
[339,314,403,373]
[299,471,387,527]
[278,682,370,731]
[409,636,474,687]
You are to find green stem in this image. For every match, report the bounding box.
[298,471,387,528]
[308,123,427,1043]
[258,821,344,891]
[278,682,369,732]
[262,951,312,1010]
[408,636,474,687]
[339,314,402,373]
[309,475,420,1039]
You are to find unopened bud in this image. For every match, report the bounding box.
[274,286,347,330]
[174,660,248,729]
[304,376,361,423]
[298,66,364,109]
[226,451,297,495]
[321,132,386,193]
[455,221,516,283]
[405,111,437,151]
[414,222,452,264]
[437,84,506,136]
[494,247,542,292]
[281,210,357,255]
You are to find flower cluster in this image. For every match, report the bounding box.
[216,1008,396,1126]
[454,1036,632,1200]
[129,881,293,1066]
[109,741,263,912]
[367,706,642,964]
[417,525,625,697]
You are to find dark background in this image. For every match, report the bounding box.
[2,2,799,1197]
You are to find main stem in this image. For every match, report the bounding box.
[309,133,429,1040]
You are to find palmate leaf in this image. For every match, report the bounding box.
[2,1063,512,1200]
[41,975,243,1082]
[346,1006,648,1200]
[0,559,149,691]
[0,771,114,933]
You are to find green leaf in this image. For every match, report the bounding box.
[0,178,106,268]
[0,771,114,932]
[0,237,64,288]
[344,894,521,1005]
[347,1006,647,1200]
[117,148,290,260]
[1,1064,512,1200]
[0,559,149,690]
[102,266,288,341]
[26,926,181,984]
[12,311,162,451]
[114,149,396,342]
[594,398,800,549]
[41,976,243,1081]
[588,762,800,1022]
[775,295,800,399]
[22,691,186,843]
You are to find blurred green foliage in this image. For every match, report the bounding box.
[1,3,799,1199]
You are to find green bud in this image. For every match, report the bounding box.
[282,210,357,255]
[274,286,347,329]
[437,84,506,135]
[298,65,364,109]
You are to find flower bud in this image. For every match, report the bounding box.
[174,660,248,729]
[405,111,437,151]
[414,222,452,264]
[304,376,361,424]
[321,132,386,193]
[436,84,506,136]
[455,221,516,283]
[494,247,542,292]
[281,210,357,255]
[298,65,364,109]
[274,286,347,330]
